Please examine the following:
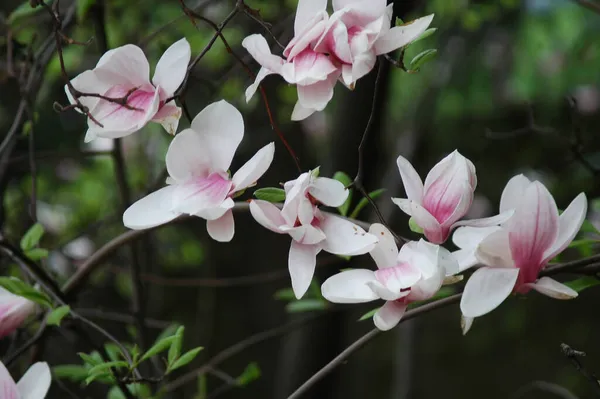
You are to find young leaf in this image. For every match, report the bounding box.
[358,307,379,321]
[333,171,353,216]
[410,49,438,71]
[85,372,114,385]
[411,28,438,44]
[0,277,52,308]
[564,276,600,293]
[104,343,126,363]
[140,335,176,363]
[273,288,296,301]
[254,187,286,203]
[311,166,321,177]
[78,352,103,367]
[349,188,386,219]
[87,361,129,376]
[52,365,89,382]
[236,362,261,386]
[47,305,70,326]
[168,347,203,373]
[24,248,49,261]
[20,222,44,251]
[408,217,424,234]
[168,326,185,366]
[285,299,327,313]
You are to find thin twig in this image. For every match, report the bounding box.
[561,343,600,395]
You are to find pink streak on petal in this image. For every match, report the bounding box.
[422,175,465,225]
[173,173,233,214]
[93,84,157,128]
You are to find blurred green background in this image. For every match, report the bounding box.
[1,0,600,398]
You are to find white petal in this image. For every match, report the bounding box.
[461,315,474,335]
[319,213,378,256]
[437,245,460,277]
[123,186,180,230]
[528,277,578,300]
[460,267,519,318]
[295,0,327,34]
[374,14,434,55]
[410,202,444,244]
[245,67,274,102]
[452,209,514,229]
[96,44,150,87]
[289,241,320,299]
[365,280,408,301]
[241,34,285,73]
[321,269,379,303]
[196,198,234,221]
[206,209,235,242]
[66,70,113,113]
[476,229,514,268]
[391,197,413,216]
[499,174,531,213]
[291,101,317,121]
[297,79,335,111]
[231,143,275,192]
[396,155,424,202]
[375,262,422,292]
[452,248,479,272]
[17,362,51,399]
[249,200,287,233]
[452,226,502,250]
[368,223,398,269]
[152,38,191,97]
[308,177,349,207]
[373,301,408,331]
[152,103,181,135]
[190,100,244,172]
[542,193,587,264]
[0,361,18,399]
[165,128,212,181]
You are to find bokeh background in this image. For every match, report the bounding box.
[1,0,600,398]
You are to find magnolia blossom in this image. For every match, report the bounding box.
[322,224,458,330]
[123,100,275,242]
[315,0,433,86]
[0,361,51,399]
[66,38,191,142]
[392,151,512,244]
[460,175,587,320]
[0,287,35,339]
[249,171,378,298]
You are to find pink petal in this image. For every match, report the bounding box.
[349,51,376,83]
[287,17,328,61]
[525,277,578,300]
[289,241,321,299]
[123,186,180,230]
[335,0,388,26]
[542,192,587,264]
[242,34,285,73]
[206,209,235,242]
[475,229,515,268]
[308,177,349,207]
[499,174,531,213]
[373,14,434,55]
[423,159,473,225]
[151,102,182,135]
[319,213,378,256]
[0,361,18,399]
[368,223,399,269]
[96,44,150,87]
[321,269,379,303]
[231,143,275,192]
[460,267,519,318]
[293,50,338,86]
[17,362,51,399]
[294,0,328,34]
[396,155,424,202]
[196,198,235,221]
[375,262,422,293]
[283,224,326,245]
[152,38,191,97]
[249,200,286,233]
[373,301,407,331]
[315,19,352,64]
[172,173,233,215]
[65,70,114,114]
[409,202,444,244]
[0,293,34,339]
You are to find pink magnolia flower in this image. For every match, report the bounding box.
[0,287,35,339]
[249,170,378,298]
[123,100,275,242]
[392,151,512,244]
[460,175,587,319]
[0,361,51,399]
[315,0,433,87]
[66,38,191,142]
[242,0,341,121]
[322,224,458,330]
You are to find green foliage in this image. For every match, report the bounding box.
[20,223,44,251]
[254,187,286,203]
[409,217,424,234]
[349,188,386,219]
[167,347,203,373]
[8,0,53,25]
[286,299,327,313]
[358,307,379,321]
[0,277,52,308]
[277,280,328,313]
[410,49,438,71]
[564,276,600,293]
[47,305,71,326]
[236,362,261,386]
[168,326,185,365]
[140,335,176,363]
[333,171,353,216]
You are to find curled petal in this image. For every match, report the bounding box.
[231,142,276,192]
[152,38,191,97]
[242,34,285,73]
[375,262,422,293]
[476,229,514,268]
[542,192,587,264]
[308,177,349,207]
[373,301,408,331]
[368,223,399,269]
[410,203,443,244]
[396,156,424,202]
[294,0,328,34]
[96,44,150,87]
[460,267,519,318]
[289,241,321,299]
[123,186,180,230]
[206,209,235,242]
[374,14,434,55]
[291,101,317,121]
[461,315,474,335]
[249,200,286,234]
[151,103,182,135]
[319,213,378,256]
[321,269,379,303]
[452,209,514,230]
[526,277,578,300]
[499,174,531,213]
[245,67,275,102]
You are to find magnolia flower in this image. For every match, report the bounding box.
[460,175,587,319]
[66,38,191,142]
[123,100,275,242]
[242,0,340,120]
[392,151,512,244]
[322,224,458,330]
[0,287,35,339]
[249,171,378,298]
[0,361,51,399]
[315,0,433,86]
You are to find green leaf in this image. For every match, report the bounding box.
[409,217,424,234]
[254,187,286,203]
[20,222,44,251]
[285,299,327,313]
[104,343,125,363]
[85,372,114,385]
[349,188,386,219]
[358,307,379,321]
[311,166,321,178]
[87,361,129,376]
[580,219,600,235]
[564,276,600,293]
[0,277,52,308]
[52,365,89,382]
[168,326,185,366]
[411,28,438,44]
[8,0,54,25]
[24,248,49,261]
[409,49,438,71]
[47,305,70,326]
[78,352,103,367]
[140,335,176,363]
[273,288,296,301]
[168,347,203,373]
[236,362,261,386]
[155,324,181,343]
[77,0,96,22]
[108,384,151,399]
[333,171,353,216]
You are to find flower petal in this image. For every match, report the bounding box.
[66,70,114,113]
[452,209,514,229]
[460,267,519,318]
[308,177,349,207]
[245,67,274,102]
[291,101,317,121]
[391,197,413,216]
[542,192,587,264]
[296,76,336,111]
[242,34,285,73]
[206,209,235,242]
[319,213,378,256]
[152,38,191,97]
[453,226,502,250]
[289,241,321,299]
[96,44,150,87]
[499,174,531,213]
[452,249,478,272]
[295,0,328,34]
[231,142,275,192]
[410,202,444,244]
[375,262,422,292]
[0,289,34,339]
[396,155,424,202]
[249,200,286,233]
[190,100,244,172]
[165,128,212,182]
[172,173,233,215]
[368,223,398,269]
[461,315,474,335]
[476,229,514,268]
[374,14,434,55]
[321,269,379,303]
[526,277,578,300]
[123,186,180,230]
[151,103,181,135]
[17,362,51,399]
[0,361,18,399]
[373,301,408,331]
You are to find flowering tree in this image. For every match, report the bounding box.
[0,0,599,398]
